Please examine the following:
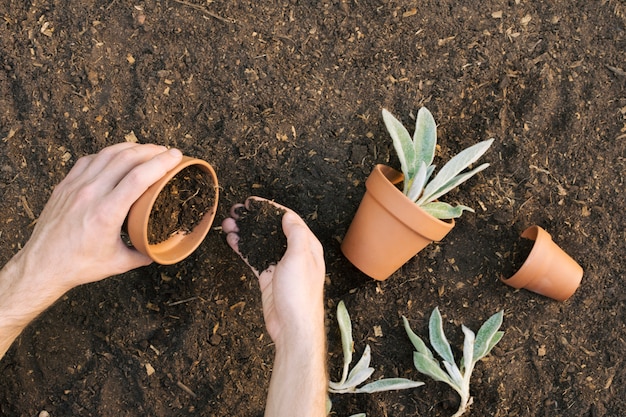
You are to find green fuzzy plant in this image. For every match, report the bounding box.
[382,107,494,219]
[328,301,424,395]
[403,308,504,417]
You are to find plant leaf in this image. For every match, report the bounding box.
[418,138,494,204]
[382,109,416,189]
[429,307,455,365]
[403,316,434,359]
[406,162,428,202]
[442,360,464,389]
[461,325,476,375]
[420,201,475,219]
[473,310,504,362]
[488,331,504,352]
[339,367,375,391]
[413,107,437,168]
[356,378,425,394]
[343,345,375,388]
[336,301,353,385]
[413,352,455,388]
[418,162,490,206]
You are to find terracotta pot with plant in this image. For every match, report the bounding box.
[341,108,494,280]
[127,156,219,265]
[500,225,583,301]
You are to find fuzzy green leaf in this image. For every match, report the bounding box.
[429,307,455,365]
[418,139,494,204]
[382,109,416,188]
[461,325,476,375]
[420,201,475,219]
[406,162,429,202]
[473,311,504,362]
[413,107,437,168]
[488,331,504,352]
[413,352,455,387]
[356,378,425,394]
[336,301,353,384]
[343,345,375,388]
[418,162,490,206]
[403,316,434,359]
[442,360,464,389]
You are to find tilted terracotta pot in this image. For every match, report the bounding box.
[127,156,219,265]
[501,225,583,301]
[341,164,454,281]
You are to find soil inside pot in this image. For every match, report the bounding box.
[147,165,215,244]
[235,199,287,273]
[503,237,535,278]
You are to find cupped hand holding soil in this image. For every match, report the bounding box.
[221,196,326,342]
[222,198,288,274]
[221,197,327,415]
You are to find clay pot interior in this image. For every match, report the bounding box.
[501,225,583,301]
[127,156,219,265]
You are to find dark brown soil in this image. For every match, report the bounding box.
[235,200,287,273]
[500,232,536,279]
[1,1,625,416]
[148,165,216,244]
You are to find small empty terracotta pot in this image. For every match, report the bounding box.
[127,156,219,265]
[501,225,583,301]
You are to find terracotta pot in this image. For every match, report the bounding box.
[127,156,219,265]
[501,225,583,301]
[341,164,454,281]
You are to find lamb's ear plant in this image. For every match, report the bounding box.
[382,107,494,219]
[402,308,504,417]
[328,301,424,395]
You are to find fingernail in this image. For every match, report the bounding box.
[282,211,299,224]
[168,148,183,158]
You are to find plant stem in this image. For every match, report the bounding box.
[451,395,473,417]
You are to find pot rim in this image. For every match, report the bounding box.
[367,164,454,241]
[127,156,219,264]
[500,225,550,289]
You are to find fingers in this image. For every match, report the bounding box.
[229,203,246,220]
[245,196,293,214]
[223,197,323,274]
[95,144,172,191]
[60,143,171,196]
[221,217,239,234]
[106,148,183,213]
[61,154,96,183]
[115,244,155,272]
[282,211,323,260]
[225,231,240,252]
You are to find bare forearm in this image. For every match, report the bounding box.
[264,329,328,417]
[0,251,64,359]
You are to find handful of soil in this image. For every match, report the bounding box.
[148,165,216,244]
[236,199,287,272]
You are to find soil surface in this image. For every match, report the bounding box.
[1,1,625,416]
[148,165,216,244]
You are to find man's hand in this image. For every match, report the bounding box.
[0,143,183,359]
[21,143,183,290]
[222,197,327,417]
